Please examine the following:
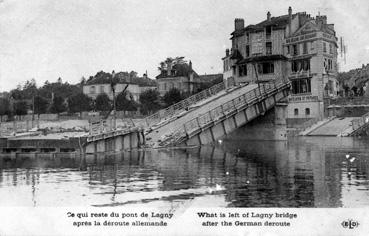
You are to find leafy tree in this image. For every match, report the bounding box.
[50,96,66,114]
[10,79,37,100]
[139,89,161,115]
[67,93,93,114]
[0,98,11,116]
[80,77,86,86]
[116,91,138,111]
[14,101,28,116]
[95,93,112,111]
[163,88,183,107]
[158,56,186,72]
[33,96,49,114]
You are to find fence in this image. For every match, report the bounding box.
[351,111,369,131]
[137,82,226,128]
[163,79,290,145]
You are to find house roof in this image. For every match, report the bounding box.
[198,74,223,82]
[231,14,291,38]
[156,63,199,79]
[86,71,156,86]
[254,15,290,29]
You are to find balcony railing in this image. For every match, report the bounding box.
[351,111,369,131]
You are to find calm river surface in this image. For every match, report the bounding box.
[0,137,369,208]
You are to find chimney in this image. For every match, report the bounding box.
[226,49,230,56]
[267,11,271,21]
[234,18,244,31]
[316,15,327,25]
[189,60,192,70]
[288,6,292,36]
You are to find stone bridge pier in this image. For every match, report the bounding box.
[84,128,144,154]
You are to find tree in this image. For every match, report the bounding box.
[163,88,183,107]
[158,56,186,73]
[116,91,138,112]
[139,89,161,115]
[14,101,28,116]
[95,93,112,111]
[33,96,49,114]
[67,93,93,114]
[0,98,11,116]
[80,77,86,85]
[50,96,66,114]
[10,79,37,100]
[39,80,81,99]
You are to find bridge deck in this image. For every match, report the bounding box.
[145,83,260,147]
[306,117,356,136]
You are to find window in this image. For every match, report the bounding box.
[291,78,311,94]
[324,58,333,72]
[266,42,272,55]
[302,60,310,71]
[238,64,247,76]
[329,43,333,54]
[293,44,298,56]
[266,26,272,39]
[287,46,290,55]
[90,86,96,94]
[323,42,327,53]
[305,108,310,115]
[291,59,310,72]
[294,108,299,116]
[303,42,308,54]
[257,62,274,74]
[246,45,250,57]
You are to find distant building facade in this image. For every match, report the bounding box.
[156,60,223,95]
[223,7,338,120]
[83,72,157,102]
[156,61,198,95]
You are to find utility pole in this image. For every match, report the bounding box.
[252,62,262,95]
[111,71,117,130]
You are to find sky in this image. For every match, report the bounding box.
[0,0,368,91]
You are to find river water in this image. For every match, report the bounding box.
[0,137,368,208]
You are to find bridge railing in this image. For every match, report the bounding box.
[351,111,369,131]
[139,82,226,128]
[163,79,290,145]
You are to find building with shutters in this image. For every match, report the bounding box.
[222,7,338,120]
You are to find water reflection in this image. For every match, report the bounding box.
[0,137,368,208]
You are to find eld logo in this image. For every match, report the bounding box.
[341,219,359,229]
